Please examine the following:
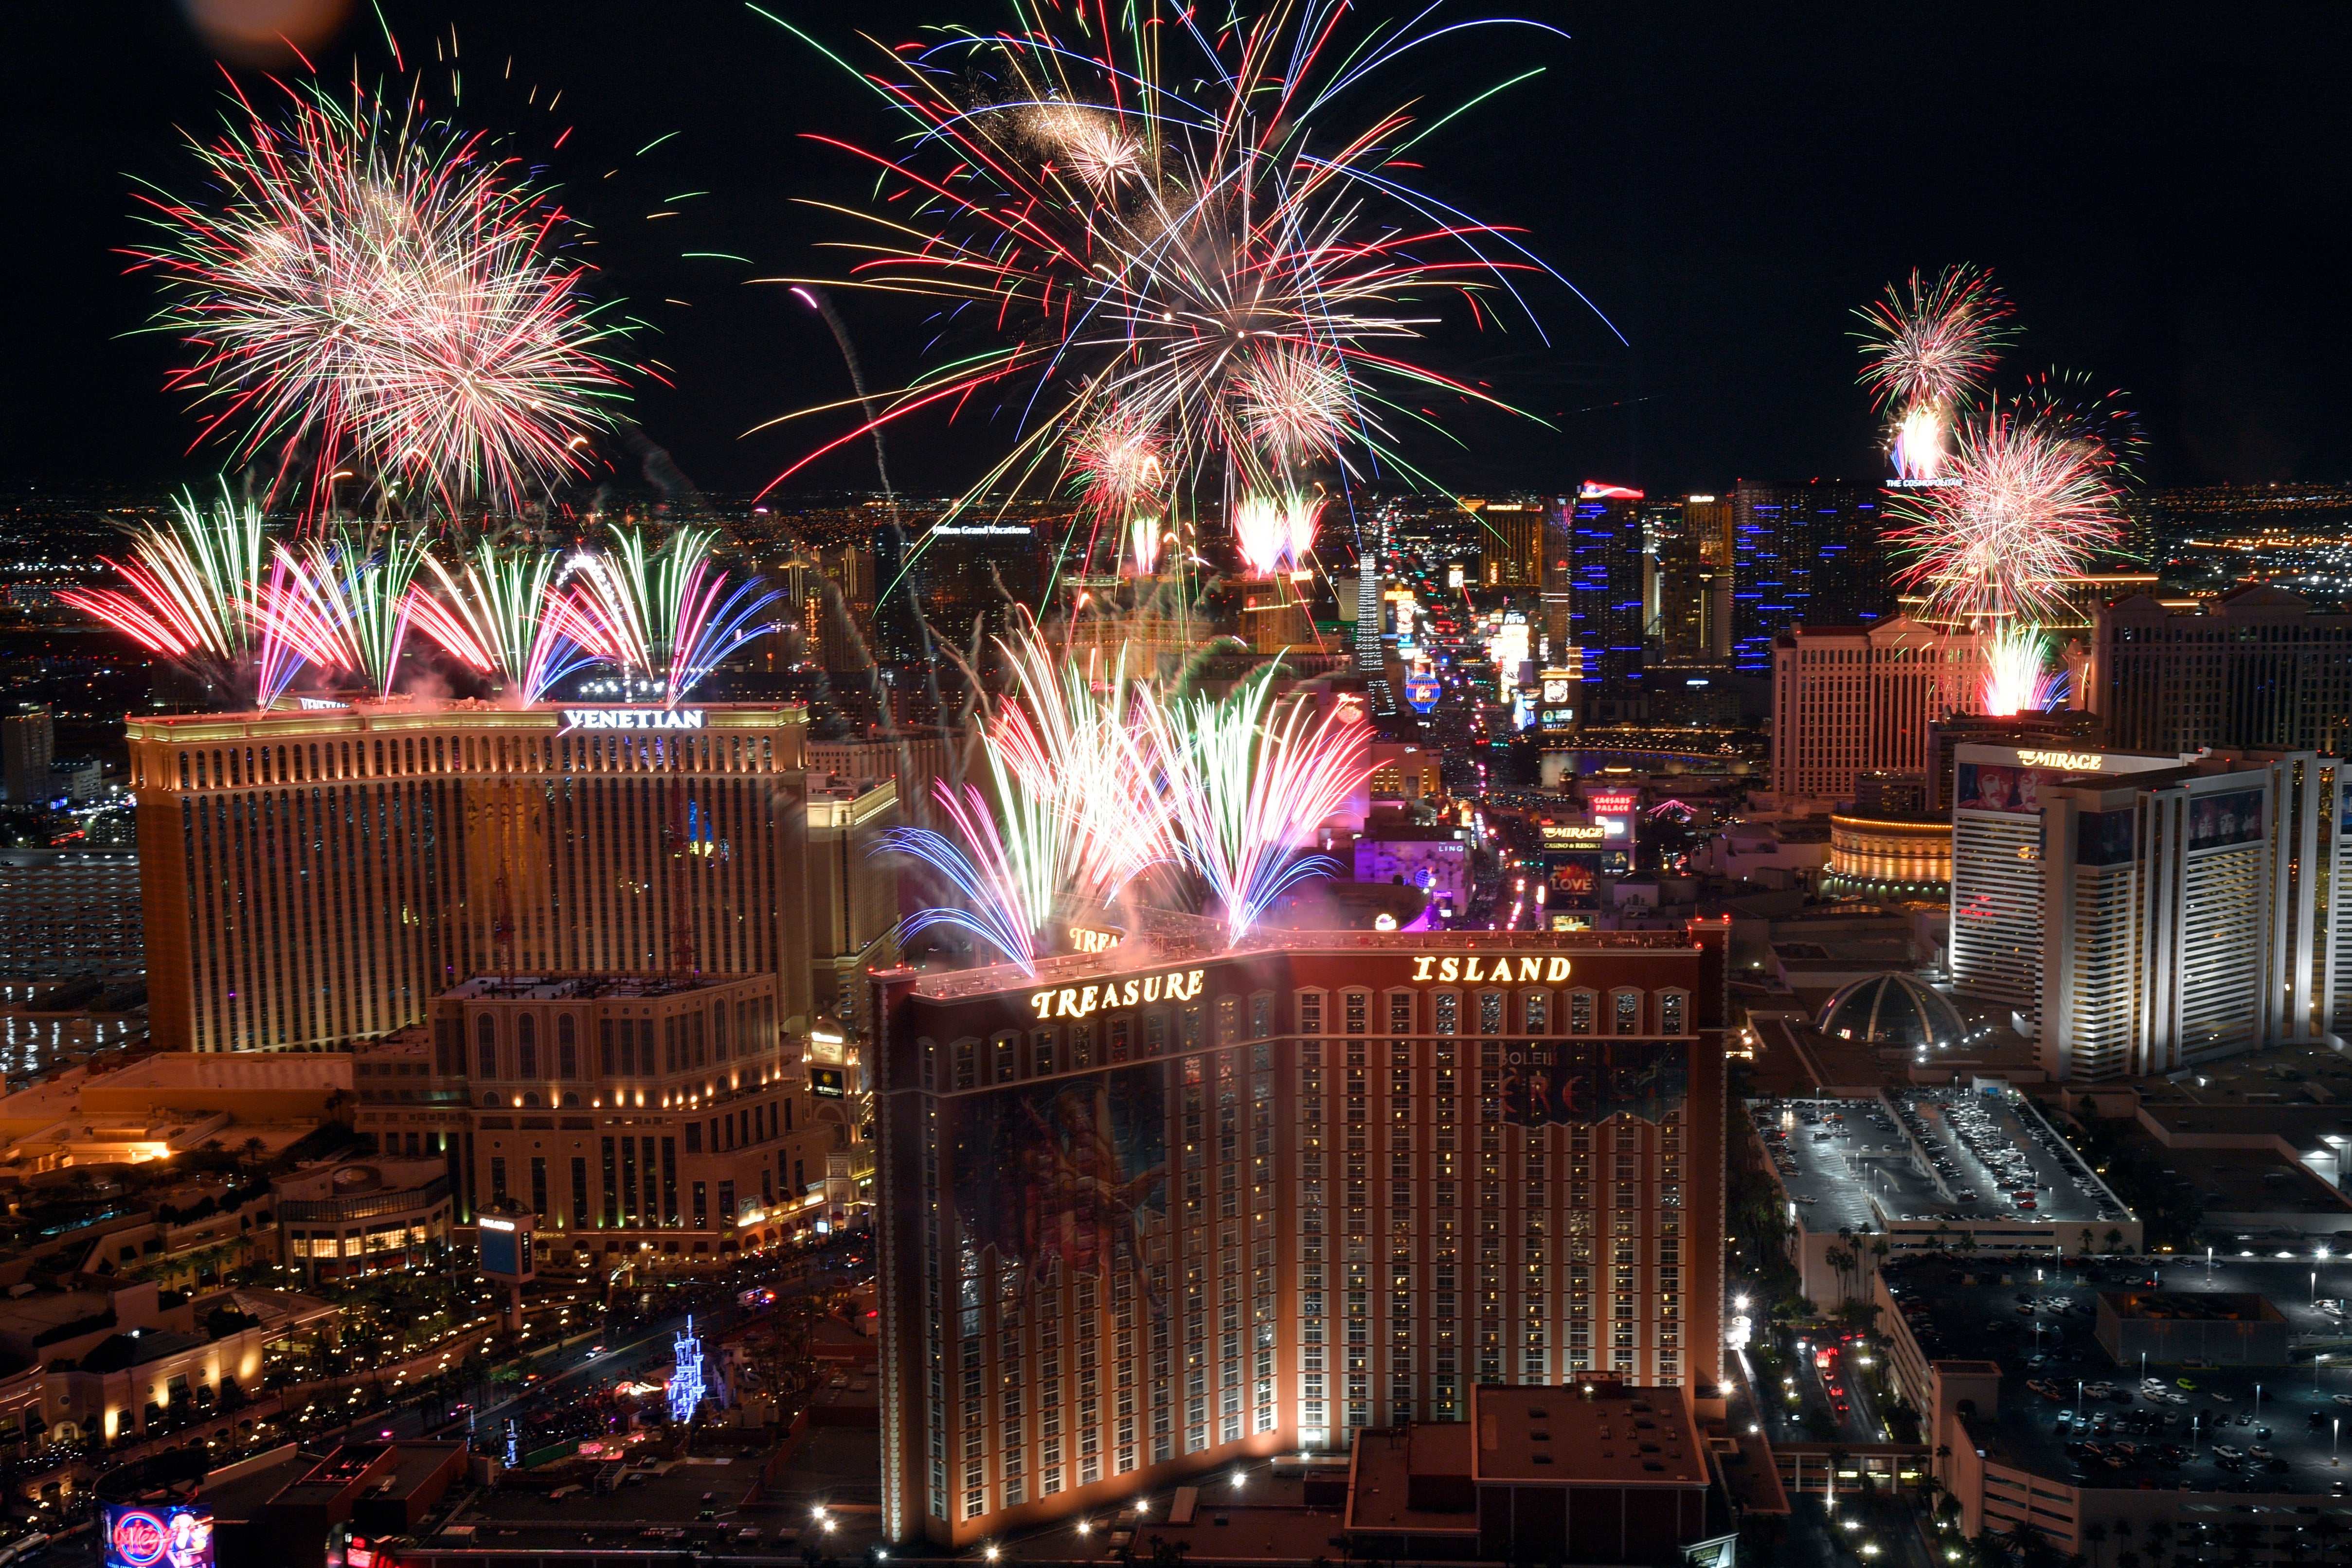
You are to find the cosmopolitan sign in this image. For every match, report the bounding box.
[562,707,707,733]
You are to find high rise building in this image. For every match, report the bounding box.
[1731,481,1888,673]
[2093,585,2352,757]
[0,705,53,807]
[1472,502,1545,590]
[126,701,815,1053]
[0,848,142,981]
[1947,742,2347,1079]
[869,925,1730,1546]
[1566,484,1646,689]
[806,774,903,1038]
[1768,619,1984,807]
[1653,495,1734,660]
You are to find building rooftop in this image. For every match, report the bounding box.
[439,974,763,1002]
[889,924,1718,1001]
[1472,1383,1706,1486]
[2101,1290,2283,1324]
[1752,1090,2131,1236]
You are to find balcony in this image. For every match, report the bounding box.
[276,1176,451,1224]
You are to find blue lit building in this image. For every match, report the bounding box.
[1730,480,1887,673]
[1562,482,1647,688]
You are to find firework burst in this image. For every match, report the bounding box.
[1854,264,2015,481]
[756,2,1611,577]
[128,74,632,517]
[1886,398,2128,628]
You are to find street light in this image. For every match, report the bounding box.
[2321,1353,2332,1394]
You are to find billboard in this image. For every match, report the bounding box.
[1954,761,2049,816]
[1405,676,1441,713]
[1498,1041,1687,1127]
[810,1065,847,1098]
[106,1504,215,1568]
[951,1065,1168,1309]
[2189,789,2263,850]
[1546,854,1599,908]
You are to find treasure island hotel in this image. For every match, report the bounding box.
[871,920,1731,1547]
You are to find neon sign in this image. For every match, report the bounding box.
[1028,967,1205,1019]
[560,708,707,732]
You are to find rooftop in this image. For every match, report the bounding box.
[891,924,1717,1001]
[1473,1383,1706,1486]
[1751,1090,2131,1235]
[439,974,762,1002]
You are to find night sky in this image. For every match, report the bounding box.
[6,1,2350,501]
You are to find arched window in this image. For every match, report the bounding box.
[517,1014,539,1080]
[557,1015,578,1080]
[481,1092,500,1108]
[561,1091,582,1108]
[522,1091,542,1109]
[476,1016,497,1080]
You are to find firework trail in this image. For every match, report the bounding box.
[1979,624,2065,717]
[754,1,1611,577]
[1886,398,2129,629]
[127,72,632,517]
[878,784,1044,978]
[58,484,267,697]
[407,542,612,705]
[245,546,353,706]
[1854,265,2014,481]
[575,527,783,706]
[1144,670,1372,946]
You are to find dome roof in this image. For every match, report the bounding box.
[1818,972,1968,1049]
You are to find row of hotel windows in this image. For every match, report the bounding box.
[481,1141,802,1230]
[924,987,1690,1091]
[430,998,777,1080]
[167,731,782,791]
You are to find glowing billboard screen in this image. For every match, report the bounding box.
[106,1504,215,1568]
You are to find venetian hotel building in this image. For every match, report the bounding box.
[124,700,815,1052]
[871,923,1730,1547]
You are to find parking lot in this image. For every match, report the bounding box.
[1886,1255,2352,1495]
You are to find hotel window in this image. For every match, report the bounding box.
[1524,991,1549,1033]
[1478,992,1503,1036]
[952,1040,977,1090]
[1033,1030,1056,1076]
[1217,996,1241,1044]
[1344,992,1368,1034]
[1109,1017,1131,1061]
[476,1016,497,1080]
[1569,992,1595,1035]
[1660,992,1686,1035]
[1389,993,1413,1035]
[993,1034,1017,1083]
[1250,994,1273,1040]
[557,1015,578,1079]
[1072,1022,1095,1068]
[1614,991,1640,1035]
[517,1015,539,1080]
[1145,1011,1168,1056]
[1298,992,1323,1035]
[1433,993,1458,1035]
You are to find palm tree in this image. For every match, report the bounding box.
[2085,1523,2108,1568]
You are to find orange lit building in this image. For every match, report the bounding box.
[870,924,1730,1546]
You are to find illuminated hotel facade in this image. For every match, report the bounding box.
[870,925,1730,1547]
[1768,617,1985,807]
[125,700,815,1053]
[1948,742,2348,1081]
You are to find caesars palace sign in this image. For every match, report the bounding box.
[1025,953,1579,1020]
